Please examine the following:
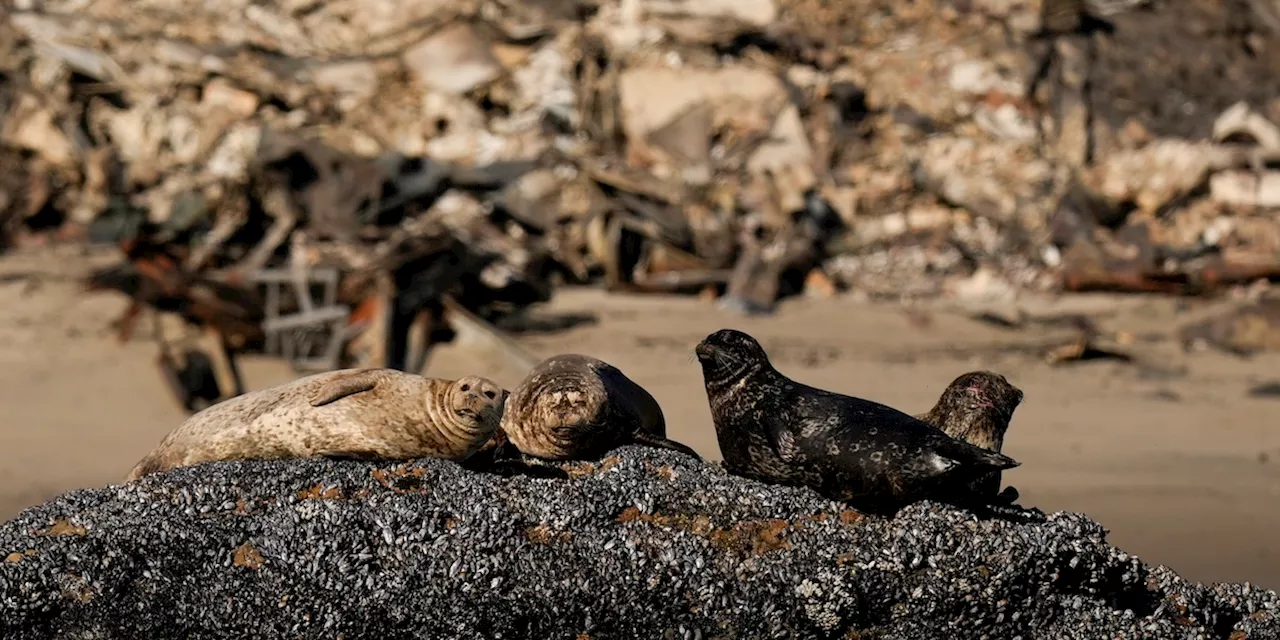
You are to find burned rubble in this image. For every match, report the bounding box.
[2,0,1280,398]
[1,447,1278,639]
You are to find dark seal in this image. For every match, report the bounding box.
[916,371,1024,503]
[694,329,1021,516]
[501,353,699,461]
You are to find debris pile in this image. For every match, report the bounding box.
[2,447,1278,638]
[3,0,1280,383]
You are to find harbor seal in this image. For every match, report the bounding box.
[126,368,506,481]
[500,354,699,461]
[694,329,1020,516]
[916,371,1024,503]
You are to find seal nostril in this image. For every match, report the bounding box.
[461,383,471,392]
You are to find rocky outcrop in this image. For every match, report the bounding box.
[1,447,1277,639]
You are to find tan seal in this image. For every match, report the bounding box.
[125,368,506,481]
[500,354,699,461]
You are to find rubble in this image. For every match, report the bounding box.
[2,0,1280,399]
[2,447,1279,639]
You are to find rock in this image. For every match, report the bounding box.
[308,60,381,102]
[947,59,1021,97]
[640,0,778,27]
[945,265,1018,304]
[914,135,1054,227]
[974,102,1038,142]
[199,78,261,118]
[1083,140,1218,214]
[509,31,578,128]
[402,24,505,96]
[1,94,77,167]
[745,102,817,209]
[618,65,789,150]
[1211,170,1280,208]
[618,65,813,205]
[204,124,263,181]
[841,205,955,248]
[1,447,1277,638]
[1214,101,1280,149]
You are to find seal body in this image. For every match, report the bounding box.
[501,354,697,461]
[916,371,1024,500]
[694,329,1020,516]
[126,369,506,480]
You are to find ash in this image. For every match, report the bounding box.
[1,447,1276,639]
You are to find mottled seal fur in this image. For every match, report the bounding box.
[917,371,1024,502]
[694,329,1020,516]
[500,354,699,461]
[126,368,506,481]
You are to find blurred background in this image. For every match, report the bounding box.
[2,0,1279,589]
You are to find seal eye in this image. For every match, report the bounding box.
[483,389,496,400]
[461,383,471,392]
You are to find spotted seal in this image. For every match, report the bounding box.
[694,329,1020,515]
[916,370,1024,503]
[500,353,699,461]
[126,368,506,480]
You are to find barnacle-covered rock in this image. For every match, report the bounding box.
[0,447,1277,639]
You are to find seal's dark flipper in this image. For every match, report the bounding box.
[996,485,1020,504]
[764,423,804,463]
[632,432,702,459]
[977,501,1045,524]
[969,471,1004,499]
[937,437,1020,475]
[464,444,571,479]
[965,446,1019,471]
[936,491,1044,524]
[309,371,382,407]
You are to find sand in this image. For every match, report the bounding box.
[1,245,1278,589]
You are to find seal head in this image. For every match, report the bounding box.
[917,371,1024,502]
[695,329,770,392]
[502,355,611,460]
[429,375,506,460]
[920,371,1023,451]
[444,375,506,434]
[502,353,694,462]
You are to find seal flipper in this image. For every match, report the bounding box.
[767,423,805,464]
[630,431,702,459]
[309,370,383,407]
[937,490,1045,524]
[972,472,1008,499]
[463,439,571,479]
[931,434,1020,475]
[996,485,1020,504]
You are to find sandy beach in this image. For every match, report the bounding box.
[1,246,1278,590]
